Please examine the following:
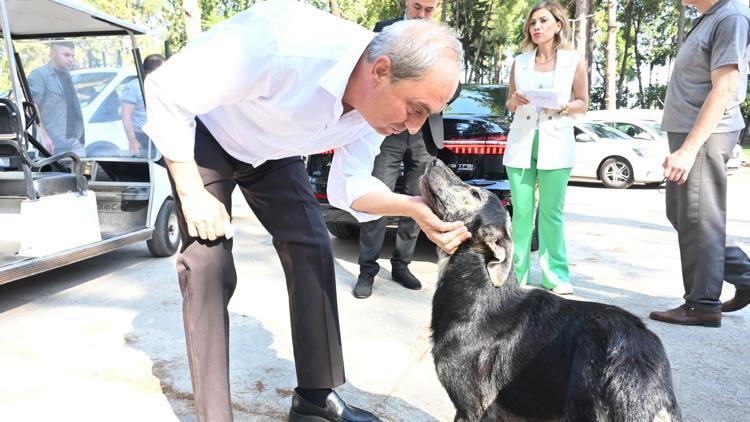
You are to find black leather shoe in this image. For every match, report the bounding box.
[353,274,374,299]
[289,390,380,422]
[391,264,422,290]
[721,288,750,313]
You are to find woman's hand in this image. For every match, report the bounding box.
[507,91,529,113]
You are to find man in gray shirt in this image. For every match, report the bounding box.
[121,54,164,157]
[650,0,750,327]
[28,41,85,156]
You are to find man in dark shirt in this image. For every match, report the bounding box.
[28,41,85,156]
[354,0,444,299]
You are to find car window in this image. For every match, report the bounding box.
[579,123,632,140]
[614,123,645,138]
[72,72,117,107]
[444,85,508,116]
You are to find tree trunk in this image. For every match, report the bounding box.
[183,0,202,41]
[441,0,448,22]
[617,1,633,93]
[470,0,496,83]
[329,0,341,17]
[676,4,686,52]
[605,0,618,110]
[634,15,644,107]
[585,0,596,89]
[574,0,588,55]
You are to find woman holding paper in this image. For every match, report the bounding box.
[504,1,588,294]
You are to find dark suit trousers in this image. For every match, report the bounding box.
[666,131,750,312]
[172,122,345,422]
[358,130,434,277]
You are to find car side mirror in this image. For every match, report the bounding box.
[575,133,594,142]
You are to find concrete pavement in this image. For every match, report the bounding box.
[0,169,748,421]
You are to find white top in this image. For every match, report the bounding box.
[143,0,390,222]
[504,49,579,170]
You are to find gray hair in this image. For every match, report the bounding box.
[365,19,464,84]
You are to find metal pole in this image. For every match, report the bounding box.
[0,0,27,131]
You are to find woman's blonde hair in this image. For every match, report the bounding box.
[520,2,572,51]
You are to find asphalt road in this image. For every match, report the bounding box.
[0,170,748,421]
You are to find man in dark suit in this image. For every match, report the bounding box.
[354,0,445,299]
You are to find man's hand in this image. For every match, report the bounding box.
[41,131,54,153]
[166,158,231,241]
[409,197,471,254]
[663,148,697,185]
[179,187,231,241]
[129,140,141,157]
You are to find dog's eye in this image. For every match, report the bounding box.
[471,189,481,199]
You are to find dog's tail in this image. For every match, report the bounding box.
[601,330,682,422]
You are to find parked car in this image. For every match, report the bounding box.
[70,67,139,157]
[587,108,747,171]
[571,121,665,189]
[307,84,539,248]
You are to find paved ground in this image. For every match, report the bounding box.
[1,169,749,421]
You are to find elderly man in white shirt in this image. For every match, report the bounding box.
[143,1,467,421]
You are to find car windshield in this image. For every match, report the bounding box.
[640,120,667,138]
[72,71,118,107]
[580,123,632,140]
[444,85,508,116]
[5,36,156,160]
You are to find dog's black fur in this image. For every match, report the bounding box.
[420,160,681,422]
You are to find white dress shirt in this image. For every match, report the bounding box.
[143,0,390,222]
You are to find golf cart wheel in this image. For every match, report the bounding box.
[147,198,181,257]
[599,157,634,189]
[326,222,359,239]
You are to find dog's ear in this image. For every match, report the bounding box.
[478,223,513,288]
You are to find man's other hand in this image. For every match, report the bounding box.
[179,188,231,241]
[663,148,697,185]
[411,196,471,254]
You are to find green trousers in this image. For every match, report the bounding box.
[506,130,572,288]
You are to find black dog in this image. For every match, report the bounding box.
[420,160,681,422]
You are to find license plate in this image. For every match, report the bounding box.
[0,157,10,168]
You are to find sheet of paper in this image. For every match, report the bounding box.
[523,89,562,109]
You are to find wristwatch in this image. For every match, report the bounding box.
[560,103,569,116]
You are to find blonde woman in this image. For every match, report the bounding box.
[505,1,588,294]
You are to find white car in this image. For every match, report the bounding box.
[586,109,747,171]
[571,121,666,189]
[71,67,139,156]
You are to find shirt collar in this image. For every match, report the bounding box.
[318,31,375,117]
[704,0,730,15]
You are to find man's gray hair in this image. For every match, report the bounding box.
[365,19,464,84]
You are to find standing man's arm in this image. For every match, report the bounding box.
[27,71,55,153]
[663,65,740,184]
[664,14,750,184]
[121,103,140,157]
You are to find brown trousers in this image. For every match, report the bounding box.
[171,121,345,422]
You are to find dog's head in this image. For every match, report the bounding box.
[420,160,514,287]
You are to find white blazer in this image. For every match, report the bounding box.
[504,49,579,170]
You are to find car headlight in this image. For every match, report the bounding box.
[632,148,645,157]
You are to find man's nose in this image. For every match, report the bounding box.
[405,116,426,134]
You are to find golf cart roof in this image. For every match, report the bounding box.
[0,0,146,39]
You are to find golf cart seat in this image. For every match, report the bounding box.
[0,98,86,199]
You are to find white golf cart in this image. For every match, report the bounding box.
[0,0,180,285]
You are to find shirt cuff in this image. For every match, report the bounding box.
[327,174,391,223]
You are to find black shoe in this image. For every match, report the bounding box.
[353,274,374,299]
[289,390,380,422]
[391,264,422,290]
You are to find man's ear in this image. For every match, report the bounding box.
[371,55,392,83]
